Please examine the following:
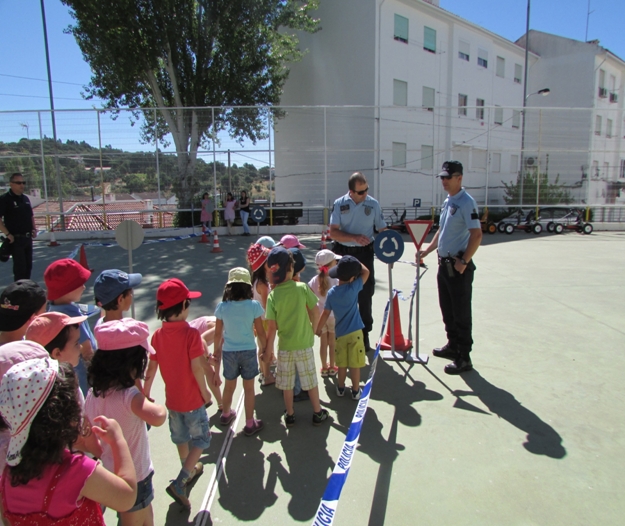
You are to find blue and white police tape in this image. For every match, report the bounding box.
[66,232,204,260]
[312,300,390,526]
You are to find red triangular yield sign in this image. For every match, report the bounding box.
[404,220,433,250]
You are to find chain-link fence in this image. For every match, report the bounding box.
[1,105,624,231]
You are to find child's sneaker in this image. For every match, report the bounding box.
[166,480,190,508]
[328,366,338,377]
[351,387,363,400]
[336,385,345,397]
[284,411,296,427]
[244,419,264,436]
[312,409,329,426]
[186,462,204,485]
[320,365,330,377]
[220,410,236,426]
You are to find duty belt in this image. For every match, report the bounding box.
[333,242,374,254]
[12,233,31,238]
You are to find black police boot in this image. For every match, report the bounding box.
[432,343,458,360]
[444,356,473,375]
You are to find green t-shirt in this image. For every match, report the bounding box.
[266,280,318,351]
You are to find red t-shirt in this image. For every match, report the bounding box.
[150,321,205,413]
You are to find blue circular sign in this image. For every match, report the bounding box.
[250,205,266,223]
[374,230,404,264]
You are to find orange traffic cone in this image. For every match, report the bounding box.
[78,245,92,271]
[211,231,223,253]
[379,292,412,351]
[319,228,327,250]
[198,226,209,243]
[48,227,60,247]
[326,225,332,242]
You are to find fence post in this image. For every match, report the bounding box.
[97,110,107,228]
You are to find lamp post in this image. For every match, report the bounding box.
[519,88,550,206]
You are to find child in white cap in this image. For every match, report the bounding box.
[0,357,137,523]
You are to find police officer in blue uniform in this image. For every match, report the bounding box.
[419,161,482,374]
[330,172,387,351]
[0,173,37,282]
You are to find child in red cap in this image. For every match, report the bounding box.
[144,278,219,509]
[44,258,95,396]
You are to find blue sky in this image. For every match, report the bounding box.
[0,0,623,154]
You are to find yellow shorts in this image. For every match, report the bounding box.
[335,330,366,369]
[320,315,336,335]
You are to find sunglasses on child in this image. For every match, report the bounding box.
[353,187,369,196]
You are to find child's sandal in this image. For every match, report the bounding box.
[320,365,330,377]
[328,366,338,377]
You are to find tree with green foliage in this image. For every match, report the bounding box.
[62,0,320,206]
[503,171,572,206]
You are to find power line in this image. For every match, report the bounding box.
[0,73,85,87]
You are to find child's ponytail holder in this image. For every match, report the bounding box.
[319,265,329,273]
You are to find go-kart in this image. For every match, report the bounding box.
[480,207,497,234]
[497,209,543,235]
[546,209,593,235]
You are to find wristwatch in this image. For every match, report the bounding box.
[459,258,468,265]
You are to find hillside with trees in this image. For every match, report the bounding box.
[0,137,273,203]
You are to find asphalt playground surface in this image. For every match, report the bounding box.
[4,228,625,525]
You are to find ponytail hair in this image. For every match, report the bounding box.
[318,265,331,296]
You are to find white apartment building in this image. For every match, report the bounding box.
[516,30,625,208]
[274,0,537,209]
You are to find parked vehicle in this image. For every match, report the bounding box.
[480,207,497,234]
[386,209,407,233]
[497,209,543,235]
[544,208,593,235]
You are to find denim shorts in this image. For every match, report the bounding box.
[125,471,154,513]
[168,406,211,450]
[222,349,259,381]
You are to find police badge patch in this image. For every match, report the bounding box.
[364,206,371,216]
[449,204,459,216]
[340,204,350,214]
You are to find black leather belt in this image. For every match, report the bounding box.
[333,242,374,254]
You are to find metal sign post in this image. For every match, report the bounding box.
[374,230,404,360]
[250,205,266,236]
[115,220,145,319]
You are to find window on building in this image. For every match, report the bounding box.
[604,162,610,179]
[421,145,433,170]
[473,149,487,170]
[452,145,470,167]
[393,79,408,106]
[598,69,607,97]
[478,48,488,68]
[422,86,435,111]
[458,40,470,61]
[610,75,618,102]
[458,94,468,116]
[392,142,407,168]
[424,26,436,53]
[595,115,602,135]
[592,160,599,177]
[494,106,503,125]
[496,56,505,78]
[620,159,625,179]
[514,63,522,84]
[511,154,519,172]
[606,119,613,138]
[476,98,485,120]
[394,14,409,43]
[512,110,521,129]
[492,152,501,172]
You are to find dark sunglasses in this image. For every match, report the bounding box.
[11,181,25,185]
[354,187,369,196]
[439,174,454,180]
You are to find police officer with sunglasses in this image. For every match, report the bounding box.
[418,161,482,374]
[0,173,37,281]
[330,172,387,352]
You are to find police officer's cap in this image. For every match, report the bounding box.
[439,161,463,177]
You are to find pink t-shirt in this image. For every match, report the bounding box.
[150,321,205,412]
[188,316,214,336]
[85,386,153,481]
[2,450,98,518]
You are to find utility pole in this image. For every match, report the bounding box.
[40,0,65,229]
[227,149,231,193]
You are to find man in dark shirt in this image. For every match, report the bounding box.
[0,173,37,281]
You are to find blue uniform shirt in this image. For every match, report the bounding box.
[330,193,386,247]
[437,188,481,257]
[324,277,365,338]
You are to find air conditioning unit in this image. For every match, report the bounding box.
[598,87,608,98]
[525,157,536,166]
